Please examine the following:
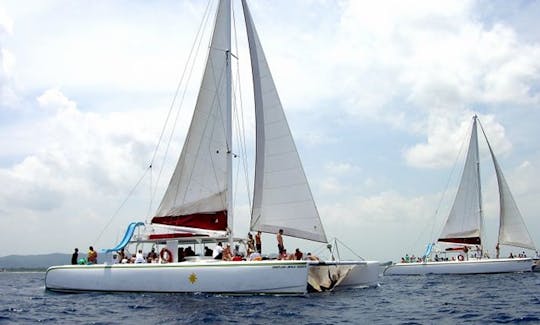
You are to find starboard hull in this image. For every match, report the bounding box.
[383,258,533,275]
[307,260,379,292]
[45,260,309,294]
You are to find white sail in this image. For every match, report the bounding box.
[438,117,482,245]
[480,125,536,250]
[153,0,231,231]
[242,0,327,243]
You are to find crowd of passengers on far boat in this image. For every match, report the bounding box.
[400,244,536,264]
[70,229,321,265]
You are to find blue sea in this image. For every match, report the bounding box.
[0,271,538,324]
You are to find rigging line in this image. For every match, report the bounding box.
[151,0,214,211]
[334,237,365,261]
[94,166,151,245]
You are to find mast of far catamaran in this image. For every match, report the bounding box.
[473,115,485,252]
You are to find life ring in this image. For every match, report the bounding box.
[160,248,173,263]
[458,254,464,261]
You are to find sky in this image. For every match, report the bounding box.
[1,0,539,262]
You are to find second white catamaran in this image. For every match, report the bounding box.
[385,115,536,275]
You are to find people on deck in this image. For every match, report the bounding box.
[204,246,213,257]
[222,243,233,261]
[294,248,303,260]
[213,242,223,260]
[255,230,262,253]
[71,248,79,265]
[248,251,262,261]
[247,233,255,254]
[277,229,285,255]
[117,249,126,263]
[146,248,158,263]
[178,247,185,262]
[87,246,98,264]
[233,244,243,257]
[135,249,145,263]
[305,252,319,261]
[184,246,195,257]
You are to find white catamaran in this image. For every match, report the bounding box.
[45,0,379,294]
[384,115,536,275]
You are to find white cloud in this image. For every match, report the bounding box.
[404,112,512,168]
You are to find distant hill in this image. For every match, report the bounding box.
[0,253,71,270]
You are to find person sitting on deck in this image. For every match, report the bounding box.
[248,251,262,261]
[294,248,303,260]
[117,249,126,263]
[212,242,223,260]
[305,252,319,261]
[146,248,158,263]
[184,246,195,257]
[204,246,213,257]
[178,247,186,262]
[87,246,98,264]
[135,249,145,263]
[222,243,233,261]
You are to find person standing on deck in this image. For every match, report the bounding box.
[71,248,79,265]
[87,246,98,264]
[277,229,285,255]
[255,230,262,253]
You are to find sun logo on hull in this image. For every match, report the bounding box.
[189,272,198,284]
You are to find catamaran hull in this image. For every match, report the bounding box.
[332,261,379,288]
[45,260,308,294]
[383,258,533,275]
[306,260,379,292]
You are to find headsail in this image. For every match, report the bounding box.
[152,0,232,232]
[479,123,536,250]
[438,116,482,245]
[242,0,327,243]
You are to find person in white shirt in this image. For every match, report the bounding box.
[212,242,223,259]
[135,249,146,263]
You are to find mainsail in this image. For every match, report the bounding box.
[242,0,327,243]
[479,123,536,250]
[438,116,482,245]
[152,0,232,232]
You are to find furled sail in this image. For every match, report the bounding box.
[242,0,327,243]
[480,124,536,250]
[438,117,482,245]
[152,0,231,232]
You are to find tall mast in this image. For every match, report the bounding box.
[224,0,233,245]
[473,115,484,248]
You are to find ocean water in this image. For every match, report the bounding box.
[0,271,539,324]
